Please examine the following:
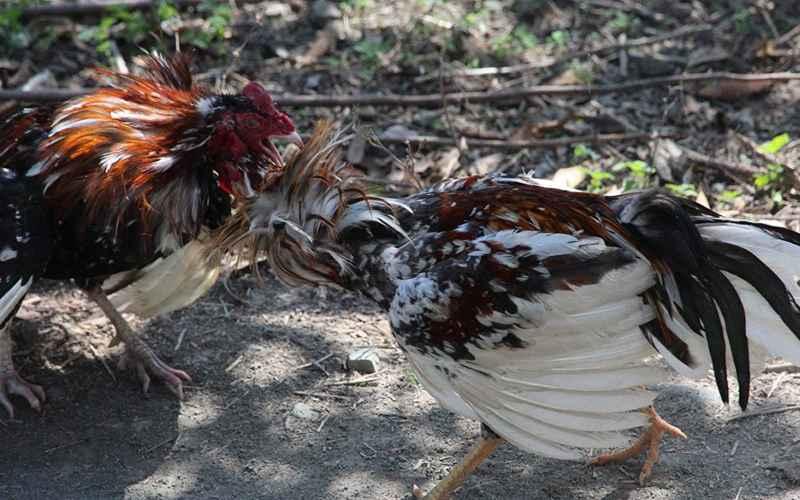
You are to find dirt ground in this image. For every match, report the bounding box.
[5,1,800,498]
[2,274,800,500]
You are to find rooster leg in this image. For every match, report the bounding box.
[84,286,191,399]
[591,406,686,485]
[412,424,504,500]
[0,321,45,418]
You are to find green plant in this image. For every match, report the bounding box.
[546,30,568,48]
[734,8,752,34]
[753,133,791,207]
[612,160,655,191]
[572,144,598,161]
[353,37,391,76]
[582,168,614,192]
[608,12,631,32]
[665,183,699,198]
[717,189,742,206]
[0,4,29,51]
[491,26,539,59]
[79,7,150,59]
[758,132,790,155]
[181,2,232,51]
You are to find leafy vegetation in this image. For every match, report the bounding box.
[613,160,655,191]
[6,0,233,61]
[753,133,792,207]
[0,2,31,53]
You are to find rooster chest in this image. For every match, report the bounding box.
[43,215,162,281]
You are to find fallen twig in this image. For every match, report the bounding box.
[763,362,800,374]
[727,404,800,422]
[293,390,353,401]
[5,72,800,105]
[20,0,201,18]
[682,146,760,181]
[324,374,381,386]
[416,24,712,81]
[377,131,681,150]
[86,343,117,383]
[294,352,334,374]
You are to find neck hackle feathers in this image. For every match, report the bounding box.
[32,51,297,239]
[215,121,408,287]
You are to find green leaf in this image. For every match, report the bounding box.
[665,183,699,198]
[758,133,790,154]
[718,189,742,204]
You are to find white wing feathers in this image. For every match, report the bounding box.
[393,232,667,460]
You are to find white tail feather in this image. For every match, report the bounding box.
[105,237,221,318]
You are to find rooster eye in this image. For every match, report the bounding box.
[244,118,259,129]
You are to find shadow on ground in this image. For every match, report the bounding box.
[2,276,800,499]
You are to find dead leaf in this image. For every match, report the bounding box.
[468,153,504,176]
[546,68,582,86]
[416,148,460,181]
[296,25,337,66]
[551,166,587,189]
[692,79,774,101]
[696,187,710,208]
[510,113,570,140]
[687,46,730,67]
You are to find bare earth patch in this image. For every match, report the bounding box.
[2,275,800,499]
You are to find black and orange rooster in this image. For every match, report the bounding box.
[0,52,300,416]
[221,123,800,499]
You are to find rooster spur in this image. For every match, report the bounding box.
[218,122,800,498]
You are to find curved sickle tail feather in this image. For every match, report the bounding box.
[611,191,800,410]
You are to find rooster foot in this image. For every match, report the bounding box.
[591,406,686,485]
[118,338,191,399]
[85,285,191,399]
[0,323,46,418]
[0,369,45,419]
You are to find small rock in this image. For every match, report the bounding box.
[653,139,687,182]
[291,402,320,420]
[551,166,587,189]
[381,124,418,142]
[347,348,380,374]
[310,0,341,24]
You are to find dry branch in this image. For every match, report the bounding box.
[4,72,799,106]
[417,24,712,81]
[376,131,681,150]
[20,0,201,18]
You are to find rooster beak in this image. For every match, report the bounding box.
[277,131,304,149]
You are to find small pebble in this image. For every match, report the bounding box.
[292,402,320,420]
[347,348,380,374]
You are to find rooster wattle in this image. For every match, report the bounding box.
[220,123,800,498]
[0,52,301,416]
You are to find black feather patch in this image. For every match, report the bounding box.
[706,240,800,340]
[685,276,730,405]
[611,189,754,408]
[701,267,750,409]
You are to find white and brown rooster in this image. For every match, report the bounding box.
[220,123,800,499]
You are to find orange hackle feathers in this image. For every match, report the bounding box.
[36,52,211,235]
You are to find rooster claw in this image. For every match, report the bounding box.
[118,346,191,400]
[0,370,46,419]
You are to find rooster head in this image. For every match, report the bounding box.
[204,81,302,199]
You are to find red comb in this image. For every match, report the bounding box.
[243,82,274,113]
